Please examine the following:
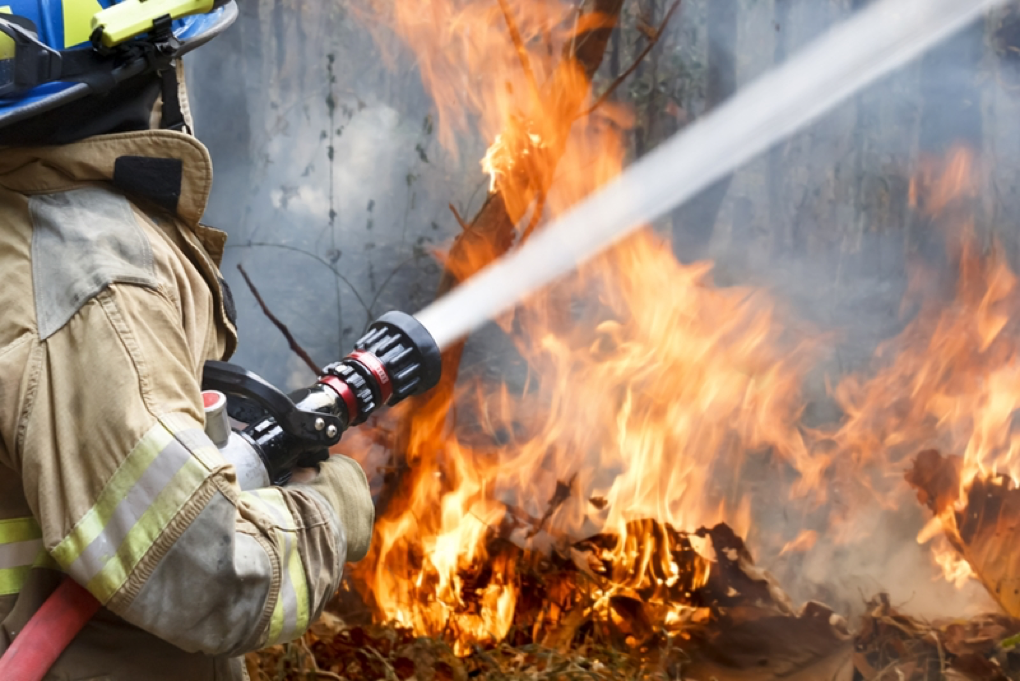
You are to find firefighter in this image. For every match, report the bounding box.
[0,1,375,679]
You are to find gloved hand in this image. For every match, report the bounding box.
[295,455,375,562]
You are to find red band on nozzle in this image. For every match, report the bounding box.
[348,350,393,404]
[319,375,359,422]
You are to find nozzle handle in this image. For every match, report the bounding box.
[202,361,343,447]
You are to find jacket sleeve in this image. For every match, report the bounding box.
[15,282,362,656]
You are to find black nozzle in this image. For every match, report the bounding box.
[321,311,441,425]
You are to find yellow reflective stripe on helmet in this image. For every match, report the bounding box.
[51,418,212,604]
[0,517,45,596]
[243,488,310,645]
[0,7,14,63]
[92,0,213,48]
[62,0,103,48]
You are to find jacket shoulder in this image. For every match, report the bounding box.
[29,186,157,340]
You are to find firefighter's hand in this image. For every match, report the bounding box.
[295,455,375,562]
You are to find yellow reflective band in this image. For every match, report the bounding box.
[51,424,175,570]
[0,519,49,597]
[0,517,42,545]
[92,0,213,48]
[285,531,310,634]
[0,549,56,597]
[161,412,220,470]
[0,566,31,596]
[244,489,310,645]
[62,0,103,48]
[0,24,14,62]
[52,419,213,604]
[0,7,11,14]
[86,455,207,602]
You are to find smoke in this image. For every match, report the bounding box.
[185,0,1020,621]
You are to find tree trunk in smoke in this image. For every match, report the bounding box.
[374,0,626,518]
[670,0,737,263]
[767,0,794,253]
[850,0,874,276]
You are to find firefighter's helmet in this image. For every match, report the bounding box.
[0,0,237,130]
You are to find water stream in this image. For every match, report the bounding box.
[414,0,1005,350]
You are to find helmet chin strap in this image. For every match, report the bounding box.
[159,64,186,132]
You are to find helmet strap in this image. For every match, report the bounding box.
[159,64,186,132]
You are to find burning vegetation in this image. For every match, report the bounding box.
[247,1,1020,679]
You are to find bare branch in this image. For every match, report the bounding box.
[579,0,682,119]
[236,263,320,375]
[449,203,470,232]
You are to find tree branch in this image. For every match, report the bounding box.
[449,203,470,232]
[579,0,682,119]
[498,0,542,104]
[237,263,320,375]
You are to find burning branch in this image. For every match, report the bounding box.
[528,473,577,538]
[375,0,627,519]
[907,450,1020,618]
[497,0,542,104]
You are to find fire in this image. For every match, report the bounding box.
[780,530,818,556]
[345,0,1019,652]
[822,147,1020,588]
[930,535,976,590]
[346,0,817,652]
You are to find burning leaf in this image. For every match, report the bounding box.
[907,450,1020,617]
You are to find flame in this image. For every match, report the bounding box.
[346,0,1015,649]
[930,536,976,590]
[822,147,1020,588]
[780,530,818,556]
[346,0,817,651]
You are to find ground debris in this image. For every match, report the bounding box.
[852,594,1020,681]
[247,521,862,680]
[245,514,1020,681]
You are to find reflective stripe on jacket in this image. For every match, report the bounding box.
[0,517,47,597]
[0,130,348,681]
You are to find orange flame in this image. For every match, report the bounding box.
[347,0,1013,647]
[821,148,1020,588]
[346,0,819,651]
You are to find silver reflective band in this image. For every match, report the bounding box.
[0,538,42,570]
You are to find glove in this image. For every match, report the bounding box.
[296,455,375,562]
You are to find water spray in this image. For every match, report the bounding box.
[414,0,1007,350]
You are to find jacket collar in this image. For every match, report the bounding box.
[0,130,213,228]
[0,127,227,263]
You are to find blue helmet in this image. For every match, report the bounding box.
[0,0,237,129]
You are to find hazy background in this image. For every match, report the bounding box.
[185,0,1020,617]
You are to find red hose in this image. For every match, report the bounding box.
[0,576,100,681]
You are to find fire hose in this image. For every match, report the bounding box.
[0,311,441,681]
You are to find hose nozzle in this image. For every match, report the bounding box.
[319,312,442,426]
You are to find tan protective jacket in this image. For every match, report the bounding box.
[0,131,350,680]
